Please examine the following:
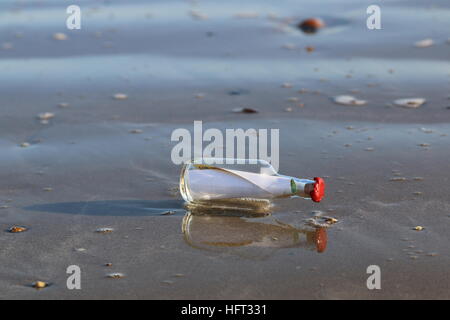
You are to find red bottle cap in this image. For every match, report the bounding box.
[310,177,325,202]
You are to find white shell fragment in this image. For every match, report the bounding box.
[414,39,433,48]
[394,98,426,108]
[333,95,367,106]
[113,93,128,100]
[37,112,55,120]
[96,227,114,234]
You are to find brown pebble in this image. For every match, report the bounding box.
[298,18,325,34]
[8,226,28,233]
[33,281,48,289]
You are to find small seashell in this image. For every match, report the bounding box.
[8,226,27,233]
[418,143,430,147]
[413,226,424,231]
[129,129,143,134]
[43,187,53,192]
[37,112,55,120]
[305,46,315,53]
[232,107,258,113]
[390,177,407,182]
[113,93,128,100]
[96,227,114,234]
[20,142,30,148]
[394,98,425,108]
[107,273,125,279]
[414,38,433,48]
[53,33,68,41]
[33,281,48,289]
[333,95,367,106]
[298,18,325,34]
[105,263,113,267]
[325,217,338,225]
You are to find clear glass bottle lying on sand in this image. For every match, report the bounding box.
[179,158,325,212]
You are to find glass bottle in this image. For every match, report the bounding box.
[179,158,325,208]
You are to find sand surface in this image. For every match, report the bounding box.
[1,0,449,299]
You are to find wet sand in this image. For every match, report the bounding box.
[1,0,450,299]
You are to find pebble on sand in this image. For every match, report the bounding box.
[37,112,55,120]
[107,273,125,279]
[394,98,426,108]
[325,217,338,225]
[298,18,325,34]
[414,38,433,48]
[333,95,367,106]
[8,226,28,233]
[389,177,407,182]
[33,281,48,289]
[113,93,128,100]
[96,227,114,234]
[232,107,258,114]
[53,33,68,41]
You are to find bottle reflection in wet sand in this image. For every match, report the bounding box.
[182,210,327,254]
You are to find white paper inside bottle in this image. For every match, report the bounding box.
[187,168,312,201]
